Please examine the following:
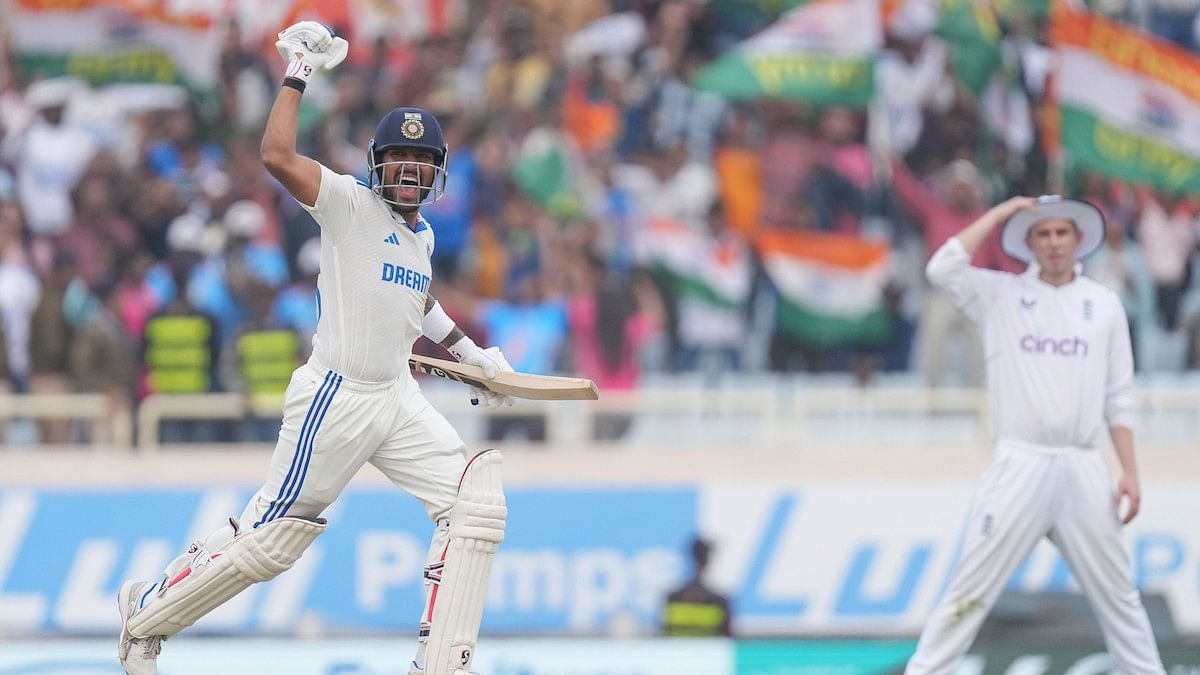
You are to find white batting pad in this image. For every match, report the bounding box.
[424,450,506,675]
[127,516,325,638]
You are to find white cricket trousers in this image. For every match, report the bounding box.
[905,441,1165,675]
[241,358,468,530]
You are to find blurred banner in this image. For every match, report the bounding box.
[1,482,1198,636]
[692,0,881,106]
[9,0,223,91]
[1051,6,1200,193]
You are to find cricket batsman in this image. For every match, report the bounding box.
[118,22,510,675]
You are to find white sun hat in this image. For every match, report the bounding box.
[1001,195,1106,263]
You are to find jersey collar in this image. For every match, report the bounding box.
[387,209,430,234]
[1024,261,1083,288]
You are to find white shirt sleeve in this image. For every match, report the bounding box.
[925,236,1006,320]
[1104,294,1136,430]
[299,164,359,238]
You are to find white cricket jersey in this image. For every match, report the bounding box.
[300,164,435,383]
[926,237,1135,448]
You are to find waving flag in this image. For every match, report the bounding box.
[757,230,891,346]
[10,0,221,92]
[511,129,584,219]
[1051,6,1200,193]
[935,0,1002,95]
[640,218,753,309]
[692,0,882,107]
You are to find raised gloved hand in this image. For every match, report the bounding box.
[447,337,515,408]
[275,21,349,84]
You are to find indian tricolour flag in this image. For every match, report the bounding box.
[1051,6,1200,192]
[691,0,882,107]
[640,218,752,309]
[11,0,221,93]
[757,230,891,346]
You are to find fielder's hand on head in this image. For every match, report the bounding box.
[448,338,515,408]
[989,195,1038,223]
[275,21,348,84]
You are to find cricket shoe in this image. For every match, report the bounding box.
[118,580,162,675]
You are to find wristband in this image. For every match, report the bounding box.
[282,76,306,93]
[284,57,315,83]
[422,300,456,344]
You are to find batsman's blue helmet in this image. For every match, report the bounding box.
[367,107,448,207]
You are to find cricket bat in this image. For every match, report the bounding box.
[408,354,599,401]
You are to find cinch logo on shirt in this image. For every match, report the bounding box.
[1019,335,1088,357]
[381,262,430,293]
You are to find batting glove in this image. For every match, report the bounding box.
[275,21,348,84]
[448,337,515,408]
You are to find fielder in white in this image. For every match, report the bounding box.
[118,23,511,675]
[904,196,1165,674]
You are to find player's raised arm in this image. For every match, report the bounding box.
[260,22,348,208]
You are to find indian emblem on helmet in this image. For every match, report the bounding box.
[401,116,424,139]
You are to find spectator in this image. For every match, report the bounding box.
[422,109,477,279]
[28,250,75,443]
[1135,188,1196,332]
[56,170,140,287]
[219,278,297,442]
[116,251,163,350]
[672,204,751,375]
[273,236,321,358]
[616,138,716,230]
[758,107,863,233]
[891,156,1014,386]
[143,261,223,441]
[189,200,288,345]
[870,22,955,158]
[712,109,764,238]
[146,106,229,208]
[457,267,569,443]
[566,254,661,440]
[818,106,874,195]
[69,280,137,441]
[1086,217,1155,369]
[662,537,733,637]
[564,54,624,155]
[8,78,97,237]
[0,188,38,393]
[583,151,638,274]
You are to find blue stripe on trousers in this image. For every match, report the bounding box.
[263,372,342,525]
[256,371,336,527]
[276,374,342,519]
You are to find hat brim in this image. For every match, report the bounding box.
[1001,197,1105,263]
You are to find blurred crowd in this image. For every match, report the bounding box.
[0,0,1199,445]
